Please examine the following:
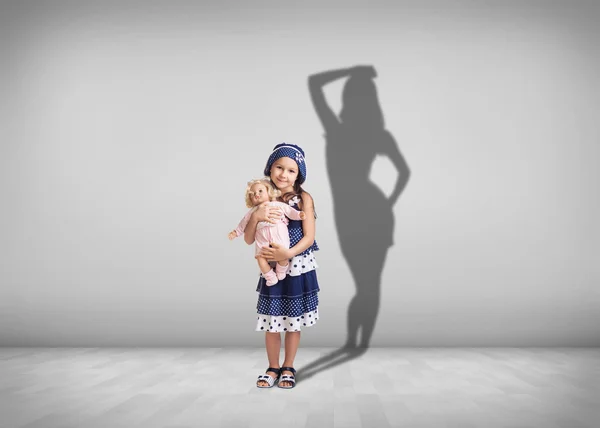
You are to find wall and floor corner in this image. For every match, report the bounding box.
[1,0,599,348]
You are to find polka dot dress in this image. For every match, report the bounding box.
[255,197,320,333]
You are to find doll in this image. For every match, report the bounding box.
[229,178,306,286]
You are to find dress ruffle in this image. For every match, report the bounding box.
[255,309,319,332]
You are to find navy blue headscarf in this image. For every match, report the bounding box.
[263,143,307,185]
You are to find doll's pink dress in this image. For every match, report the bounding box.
[232,201,304,255]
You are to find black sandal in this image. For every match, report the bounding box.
[278,366,296,389]
[256,367,281,388]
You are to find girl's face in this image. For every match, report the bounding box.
[270,157,299,192]
[249,183,270,205]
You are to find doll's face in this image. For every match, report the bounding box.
[249,183,270,205]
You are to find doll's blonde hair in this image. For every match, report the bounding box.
[245,177,281,208]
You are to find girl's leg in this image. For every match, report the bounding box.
[281,331,301,387]
[257,332,281,387]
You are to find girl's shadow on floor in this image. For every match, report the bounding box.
[297,345,368,383]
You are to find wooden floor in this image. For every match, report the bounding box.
[0,347,598,428]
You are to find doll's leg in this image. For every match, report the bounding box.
[255,237,277,286]
[257,256,278,286]
[273,224,291,280]
[257,256,272,274]
[275,260,289,280]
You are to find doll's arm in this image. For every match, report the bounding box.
[229,208,254,240]
[279,202,306,221]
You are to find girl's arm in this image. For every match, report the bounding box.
[258,193,316,261]
[381,131,411,207]
[243,202,283,245]
[308,65,376,133]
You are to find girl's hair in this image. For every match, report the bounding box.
[245,178,281,208]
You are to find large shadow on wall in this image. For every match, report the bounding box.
[298,66,410,382]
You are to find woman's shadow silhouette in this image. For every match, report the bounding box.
[298,65,410,382]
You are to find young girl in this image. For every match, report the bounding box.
[228,178,306,286]
[242,143,320,389]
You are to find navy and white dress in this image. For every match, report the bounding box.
[255,196,320,332]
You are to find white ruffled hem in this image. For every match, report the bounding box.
[255,308,319,332]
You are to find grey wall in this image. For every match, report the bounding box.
[1,0,599,347]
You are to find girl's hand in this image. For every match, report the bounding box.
[257,242,291,263]
[255,202,282,224]
[299,211,307,220]
[228,231,236,240]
